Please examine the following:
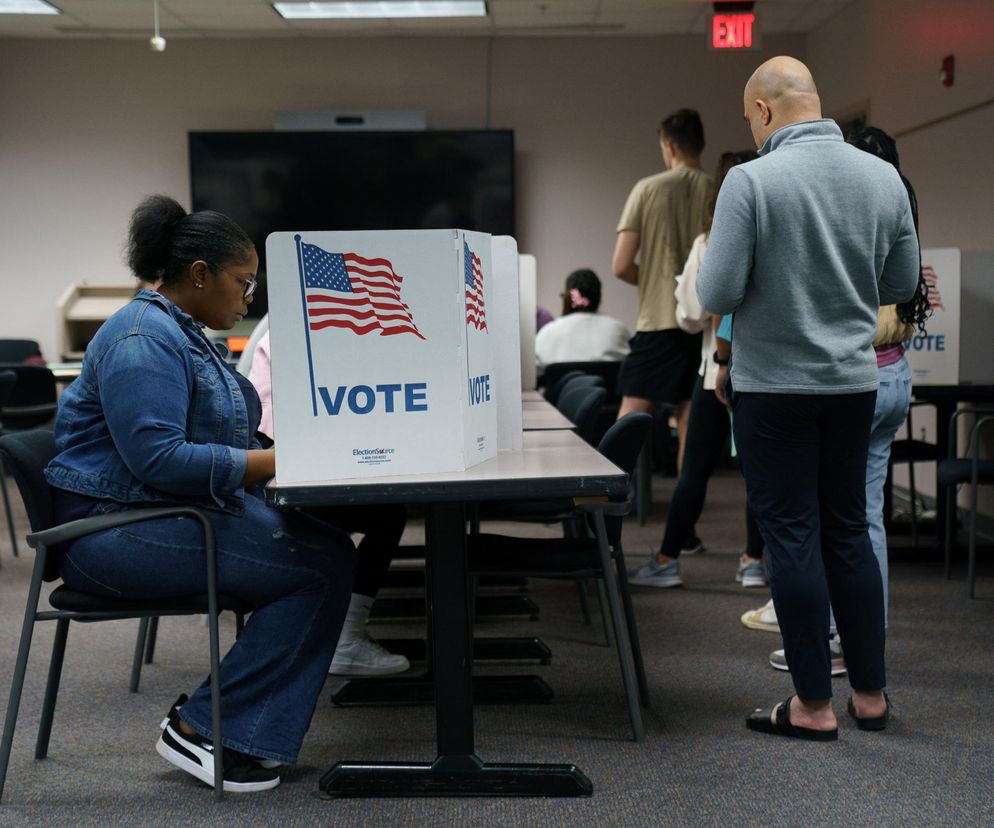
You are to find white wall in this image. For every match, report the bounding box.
[809,0,994,519]
[0,32,804,359]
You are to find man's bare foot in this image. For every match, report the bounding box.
[850,689,887,719]
[767,696,837,732]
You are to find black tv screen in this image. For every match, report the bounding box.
[189,129,515,318]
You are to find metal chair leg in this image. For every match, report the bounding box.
[1,461,17,559]
[595,580,613,647]
[908,457,919,547]
[0,548,47,802]
[968,481,978,599]
[592,511,644,741]
[35,618,70,760]
[130,618,150,693]
[944,484,955,580]
[575,580,592,626]
[143,616,159,665]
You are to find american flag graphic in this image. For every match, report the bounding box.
[464,240,487,332]
[921,265,944,311]
[299,241,424,339]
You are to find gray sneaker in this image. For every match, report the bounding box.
[736,558,767,588]
[769,635,847,677]
[627,554,682,588]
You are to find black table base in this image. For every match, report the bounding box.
[331,674,554,706]
[320,755,592,797]
[377,636,553,664]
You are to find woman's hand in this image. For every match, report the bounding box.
[242,447,276,487]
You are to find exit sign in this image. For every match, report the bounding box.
[710,13,760,50]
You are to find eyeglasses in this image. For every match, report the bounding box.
[209,263,257,298]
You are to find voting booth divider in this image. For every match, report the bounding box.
[266,229,498,483]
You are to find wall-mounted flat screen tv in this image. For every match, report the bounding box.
[189,129,515,319]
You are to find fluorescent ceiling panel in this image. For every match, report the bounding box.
[0,0,60,13]
[274,2,487,19]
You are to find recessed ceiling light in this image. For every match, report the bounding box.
[0,0,61,13]
[273,2,488,20]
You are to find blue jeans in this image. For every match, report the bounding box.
[57,491,356,765]
[829,356,912,633]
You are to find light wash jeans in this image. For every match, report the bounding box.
[57,491,356,765]
[830,355,912,633]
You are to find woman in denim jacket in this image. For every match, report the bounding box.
[45,195,355,793]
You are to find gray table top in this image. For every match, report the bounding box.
[266,429,625,507]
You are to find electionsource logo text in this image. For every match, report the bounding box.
[353,447,396,466]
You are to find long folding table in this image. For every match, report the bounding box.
[266,429,626,797]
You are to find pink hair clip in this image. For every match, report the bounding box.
[569,288,590,309]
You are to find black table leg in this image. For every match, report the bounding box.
[320,501,592,797]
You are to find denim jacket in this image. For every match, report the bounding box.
[45,290,260,515]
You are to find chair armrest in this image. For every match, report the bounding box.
[968,415,994,460]
[949,407,994,456]
[27,506,212,550]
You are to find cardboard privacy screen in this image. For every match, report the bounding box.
[266,229,497,483]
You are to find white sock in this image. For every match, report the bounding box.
[338,593,374,644]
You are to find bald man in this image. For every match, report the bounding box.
[696,57,919,741]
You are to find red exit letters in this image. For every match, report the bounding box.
[711,13,757,50]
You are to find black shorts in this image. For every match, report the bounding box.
[617,329,702,403]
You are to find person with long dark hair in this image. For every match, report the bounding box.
[45,195,356,792]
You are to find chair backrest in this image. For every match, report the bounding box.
[557,385,608,445]
[0,369,16,408]
[556,375,604,409]
[544,369,585,405]
[0,339,43,364]
[541,360,621,401]
[0,429,62,580]
[0,364,58,431]
[595,412,653,542]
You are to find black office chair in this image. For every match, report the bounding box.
[887,401,940,546]
[556,384,608,445]
[0,364,57,431]
[0,429,255,802]
[468,412,653,741]
[0,370,18,562]
[543,370,585,406]
[541,361,621,400]
[0,340,43,364]
[937,407,994,598]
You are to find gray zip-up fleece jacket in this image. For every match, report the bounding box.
[696,119,920,394]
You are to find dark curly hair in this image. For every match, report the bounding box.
[127,194,254,287]
[848,127,931,335]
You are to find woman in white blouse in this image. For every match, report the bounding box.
[535,269,631,368]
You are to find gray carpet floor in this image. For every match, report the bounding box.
[0,470,992,827]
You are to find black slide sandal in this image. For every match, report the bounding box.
[847,692,891,731]
[746,695,839,741]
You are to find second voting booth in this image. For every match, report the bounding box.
[266,229,501,484]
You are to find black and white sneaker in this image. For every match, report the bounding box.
[156,703,280,793]
[159,693,189,730]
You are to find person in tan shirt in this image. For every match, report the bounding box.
[613,109,712,473]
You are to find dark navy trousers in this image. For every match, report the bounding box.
[732,390,885,700]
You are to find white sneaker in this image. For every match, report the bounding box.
[740,598,779,633]
[769,635,847,677]
[329,634,410,676]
